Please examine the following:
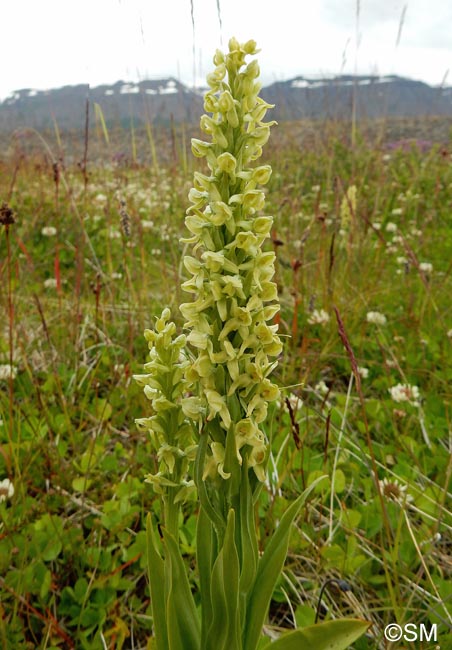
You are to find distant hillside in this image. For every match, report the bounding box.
[263,75,452,121]
[1,74,452,132]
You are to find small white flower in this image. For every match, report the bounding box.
[366,311,387,325]
[419,262,433,274]
[0,478,14,502]
[285,393,303,411]
[41,226,57,237]
[382,154,391,162]
[308,309,330,326]
[0,364,17,381]
[109,229,121,240]
[372,222,382,230]
[385,222,397,233]
[358,366,369,379]
[396,256,408,265]
[391,208,403,216]
[379,477,413,505]
[95,193,107,203]
[315,380,329,395]
[44,278,57,289]
[111,272,123,280]
[141,220,154,230]
[389,383,420,405]
[447,329,452,338]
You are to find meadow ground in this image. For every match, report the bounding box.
[0,118,451,649]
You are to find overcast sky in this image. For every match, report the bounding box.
[1,0,451,100]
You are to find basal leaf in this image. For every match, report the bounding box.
[262,618,370,650]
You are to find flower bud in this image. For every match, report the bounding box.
[213,49,225,65]
[243,39,259,54]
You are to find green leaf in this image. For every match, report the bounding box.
[294,604,316,628]
[307,470,330,493]
[244,477,326,650]
[205,509,241,650]
[239,464,258,598]
[262,618,370,650]
[164,529,200,650]
[197,507,214,649]
[72,477,92,492]
[146,514,169,650]
[332,469,346,494]
[93,397,112,422]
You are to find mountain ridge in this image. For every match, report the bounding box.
[1,74,452,131]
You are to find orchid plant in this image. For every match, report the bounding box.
[135,38,369,650]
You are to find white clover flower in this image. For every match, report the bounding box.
[94,193,107,203]
[285,393,303,411]
[379,477,413,505]
[391,208,403,216]
[44,278,57,289]
[385,222,397,233]
[419,262,433,274]
[0,478,14,502]
[358,366,369,379]
[447,329,452,339]
[372,222,382,230]
[308,309,330,326]
[41,226,57,237]
[0,364,17,381]
[141,220,154,230]
[315,380,329,395]
[111,272,123,280]
[389,383,420,406]
[366,311,387,325]
[396,256,408,265]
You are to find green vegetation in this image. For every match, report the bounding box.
[0,114,451,649]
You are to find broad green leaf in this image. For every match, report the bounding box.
[206,510,241,650]
[239,464,258,598]
[244,477,326,650]
[262,618,370,650]
[222,510,241,649]
[164,529,200,650]
[146,514,169,650]
[197,507,214,649]
[72,477,92,492]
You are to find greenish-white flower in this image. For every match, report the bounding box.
[180,39,281,482]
